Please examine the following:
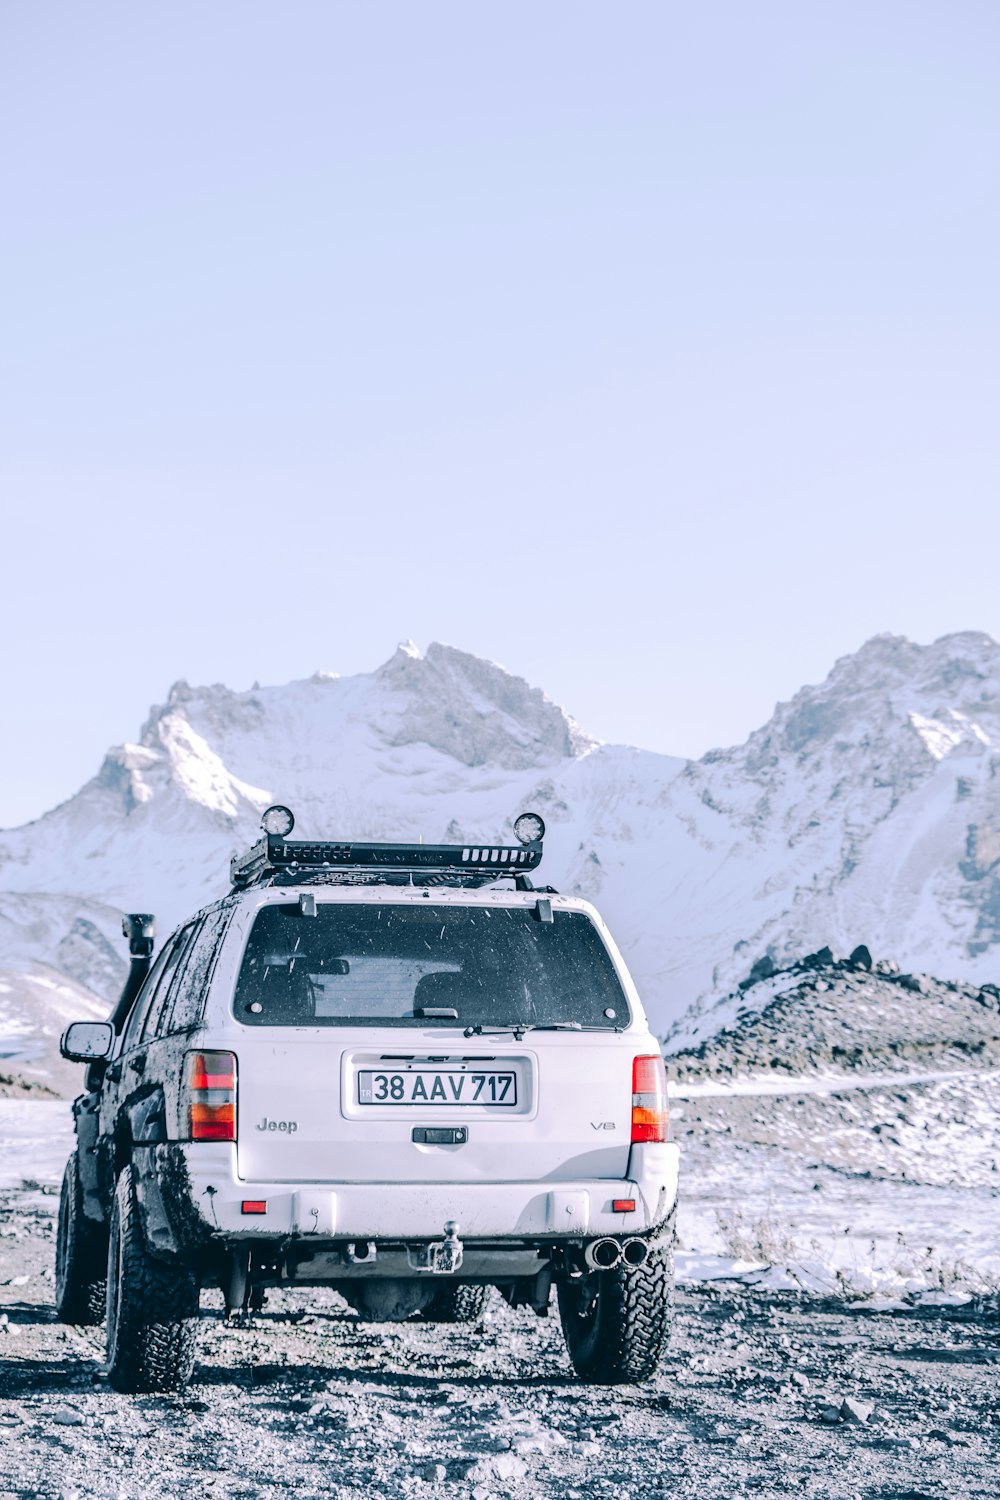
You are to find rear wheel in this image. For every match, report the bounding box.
[422,1283,490,1323]
[54,1152,107,1326]
[105,1164,200,1393]
[557,1236,674,1384]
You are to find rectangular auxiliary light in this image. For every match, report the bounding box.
[612,1199,637,1213]
[231,835,543,888]
[241,1200,267,1215]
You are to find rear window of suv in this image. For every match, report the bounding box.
[233,902,630,1029]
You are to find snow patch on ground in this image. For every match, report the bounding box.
[673,1068,1000,1306]
[4,1063,997,1311]
[0,1099,72,1196]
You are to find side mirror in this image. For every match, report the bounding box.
[60,1021,115,1062]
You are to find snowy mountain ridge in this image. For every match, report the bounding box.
[1,632,999,1037]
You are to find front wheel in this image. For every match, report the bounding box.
[422,1283,490,1323]
[54,1152,107,1326]
[557,1237,674,1384]
[105,1164,200,1393]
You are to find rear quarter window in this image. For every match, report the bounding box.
[158,905,234,1036]
[140,923,199,1042]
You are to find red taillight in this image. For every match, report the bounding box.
[631,1054,668,1143]
[185,1050,237,1142]
[241,1200,267,1215]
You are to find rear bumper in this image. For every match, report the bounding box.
[170,1140,680,1245]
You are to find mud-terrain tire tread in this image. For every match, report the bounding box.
[423,1283,490,1323]
[105,1164,199,1393]
[54,1152,107,1326]
[557,1230,675,1384]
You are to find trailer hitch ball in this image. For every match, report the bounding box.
[407,1220,464,1274]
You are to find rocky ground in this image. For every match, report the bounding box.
[665,950,1000,1081]
[2,951,999,1496]
[1,1139,998,1498]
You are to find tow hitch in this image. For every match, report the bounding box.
[407,1219,464,1274]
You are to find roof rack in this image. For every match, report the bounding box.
[230,806,547,891]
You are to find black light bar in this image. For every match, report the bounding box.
[230,825,544,889]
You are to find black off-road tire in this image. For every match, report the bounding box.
[105,1164,200,1393]
[54,1152,107,1326]
[422,1283,490,1323]
[557,1234,674,1384]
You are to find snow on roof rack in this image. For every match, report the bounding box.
[230,806,546,891]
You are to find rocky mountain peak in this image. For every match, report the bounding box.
[377,640,596,768]
[2,632,1000,1034]
[703,631,1000,788]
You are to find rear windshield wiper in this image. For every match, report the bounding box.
[462,1021,623,1040]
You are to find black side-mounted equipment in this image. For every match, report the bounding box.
[73,913,156,1085]
[107,913,156,1034]
[231,806,547,890]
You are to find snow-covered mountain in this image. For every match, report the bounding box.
[1,632,999,1038]
[0,967,107,1097]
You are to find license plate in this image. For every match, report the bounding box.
[357,1068,518,1107]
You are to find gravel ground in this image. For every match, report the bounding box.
[2,1183,999,1498]
[3,956,998,1497]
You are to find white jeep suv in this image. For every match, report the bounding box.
[56,808,679,1392]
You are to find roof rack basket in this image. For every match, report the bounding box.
[230,806,547,892]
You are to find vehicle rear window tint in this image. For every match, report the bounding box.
[233,904,630,1029]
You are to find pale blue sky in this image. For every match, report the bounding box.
[1,2,998,827]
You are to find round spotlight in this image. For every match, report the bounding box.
[261,804,295,838]
[513,811,546,845]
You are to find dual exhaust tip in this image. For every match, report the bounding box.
[584,1236,648,1272]
[346,1235,647,1272]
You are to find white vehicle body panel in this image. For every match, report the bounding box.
[195,887,657,1202]
[176,1140,680,1242]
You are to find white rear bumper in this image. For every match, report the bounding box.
[178,1140,679,1242]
